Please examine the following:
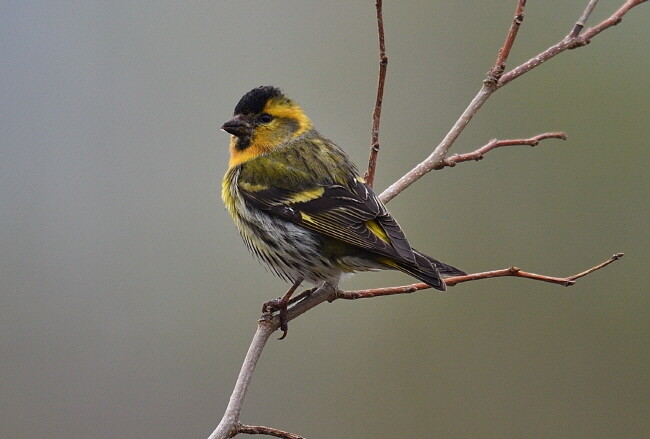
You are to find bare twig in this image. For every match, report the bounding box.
[441,132,567,168]
[365,0,388,188]
[380,0,647,203]
[580,0,647,39]
[491,0,527,79]
[236,423,306,439]
[565,252,625,281]
[569,0,600,37]
[337,253,624,299]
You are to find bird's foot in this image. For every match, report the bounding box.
[261,279,305,340]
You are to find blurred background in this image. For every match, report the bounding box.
[2,1,649,438]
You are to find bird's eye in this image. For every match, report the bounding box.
[258,113,273,124]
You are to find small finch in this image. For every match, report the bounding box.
[221,86,464,336]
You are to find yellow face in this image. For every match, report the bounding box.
[227,97,313,168]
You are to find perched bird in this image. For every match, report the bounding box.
[221,86,464,335]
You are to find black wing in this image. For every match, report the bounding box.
[240,177,418,265]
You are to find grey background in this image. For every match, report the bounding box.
[2,1,649,438]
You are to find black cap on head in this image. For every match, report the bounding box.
[234,86,283,115]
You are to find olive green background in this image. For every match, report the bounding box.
[2,1,649,438]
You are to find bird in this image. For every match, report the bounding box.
[221,86,465,337]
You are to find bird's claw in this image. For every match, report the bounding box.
[262,296,290,340]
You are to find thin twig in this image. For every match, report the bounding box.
[236,423,306,439]
[567,252,624,281]
[441,132,567,168]
[365,0,388,188]
[491,0,527,80]
[569,0,600,37]
[581,0,647,39]
[337,253,624,299]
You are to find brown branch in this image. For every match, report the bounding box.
[441,132,567,168]
[208,319,276,439]
[490,0,527,80]
[379,0,647,204]
[337,253,624,299]
[235,423,306,439]
[499,0,648,88]
[208,285,337,439]
[365,0,388,188]
[377,0,529,203]
[209,252,624,439]
[565,252,625,281]
[581,0,647,39]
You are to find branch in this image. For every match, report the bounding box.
[499,0,648,88]
[378,0,529,202]
[365,0,388,188]
[336,253,624,299]
[492,0,527,78]
[441,132,567,168]
[236,423,306,439]
[569,0,599,38]
[208,320,275,439]
[209,254,624,438]
[379,0,647,203]
[208,285,336,439]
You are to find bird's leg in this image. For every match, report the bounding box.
[262,278,303,340]
[287,285,318,306]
